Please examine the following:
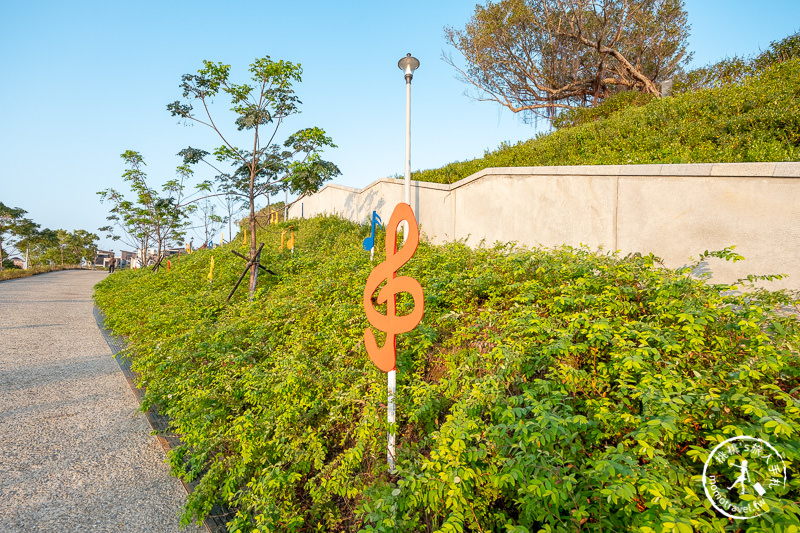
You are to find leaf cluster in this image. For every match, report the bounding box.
[94,216,800,532]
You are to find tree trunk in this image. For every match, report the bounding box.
[247,193,258,299]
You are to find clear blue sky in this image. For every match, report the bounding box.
[1,1,798,252]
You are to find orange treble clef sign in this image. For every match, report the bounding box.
[363,203,424,372]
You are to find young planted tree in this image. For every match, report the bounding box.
[196,196,227,246]
[99,151,194,263]
[0,203,37,270]
[168,56,340,298]
[221,192,245,244]
[445,0,691,122]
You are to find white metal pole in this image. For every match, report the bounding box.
[404,76,411,207]
[400,69,413,245]
[388,368,396,471]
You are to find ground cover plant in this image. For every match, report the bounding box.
[94,216,800,532]
[0,264,89,282]
[412,58,800,184]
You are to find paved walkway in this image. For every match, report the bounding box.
[0,270,204,532]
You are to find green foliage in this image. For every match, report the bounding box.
[98,150,193,257]
[445,0,690,121]
[552,91,658,130]
[94,216,800,532]
[674,31,800,94]
[0,201,37,270]
[413,59,800,184]
[168,56,339,217]
[168,55,340,297]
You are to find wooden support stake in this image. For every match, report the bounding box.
[231,250,276,275]
[226,243,267,302]
[151,254,165,273]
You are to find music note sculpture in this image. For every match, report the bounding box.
[362,210,383,261]
[363,202,424,471]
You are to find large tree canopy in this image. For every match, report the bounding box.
[0,202,37,270]
[445,0,691,121]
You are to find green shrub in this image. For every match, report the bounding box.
[94,217,800,532]
[553,91,657,130]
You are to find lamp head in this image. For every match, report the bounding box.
[398,53,420,81]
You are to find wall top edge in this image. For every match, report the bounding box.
[454,162,800,183]
[306,162,800,198]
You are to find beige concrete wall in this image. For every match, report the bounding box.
[288,162,800,290]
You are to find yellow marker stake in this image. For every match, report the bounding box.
[220,232,224,245]
[280,230,286,250]
[207,256,215,282]
[288,231,295,254]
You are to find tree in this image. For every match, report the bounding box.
[445,0,691,122]
[168,56,340,298]
[196,196,227,246]
[99,151,194,262]
[221,192,245,244]
[15,228,58,267]
[54,229,99,265]
[0,203,37,270]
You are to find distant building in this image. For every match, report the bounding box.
[119,250,136,267]
[94,250,114,268]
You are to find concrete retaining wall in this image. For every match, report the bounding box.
[288,163,800,290]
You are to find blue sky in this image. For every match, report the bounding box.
[1,1,798,252]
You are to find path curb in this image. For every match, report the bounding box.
[94,306,235,533]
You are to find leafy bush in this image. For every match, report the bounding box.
[412,58,800,185]
[94,216,800,532]
[2,259,20,270]
[552,91,657,130]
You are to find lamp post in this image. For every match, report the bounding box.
[384,54,419,473]
[398,53,419,209]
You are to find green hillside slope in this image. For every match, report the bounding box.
[94,217,800,532]
[415,59,800,184]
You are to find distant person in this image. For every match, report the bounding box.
[108,257,116,274]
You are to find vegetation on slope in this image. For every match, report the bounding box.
[413,58,800,184]
[94,217,800,532]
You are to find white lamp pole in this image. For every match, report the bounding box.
[398,53,420,209]
[384,53,419,473]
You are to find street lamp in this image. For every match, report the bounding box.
[382,53,419,473]
[398,53,419,208]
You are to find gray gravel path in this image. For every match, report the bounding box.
[0,270,204,532]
